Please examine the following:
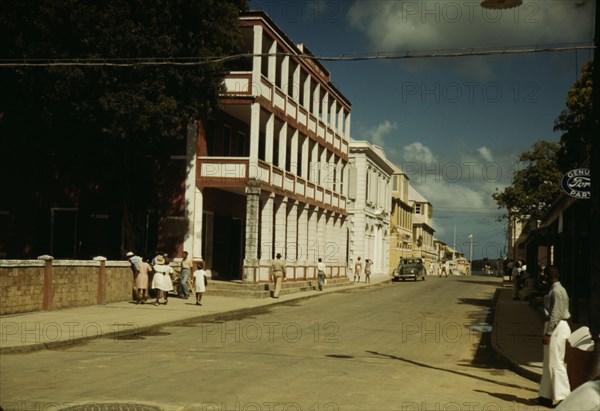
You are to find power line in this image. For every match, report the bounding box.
[0,42,594,68]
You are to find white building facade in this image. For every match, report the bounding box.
[183,11,352,282]
[347,141,394,279]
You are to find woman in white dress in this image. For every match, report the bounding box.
[152,255,174,305]
[193,261,207,306]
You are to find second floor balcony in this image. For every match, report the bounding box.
[197,156,347,213]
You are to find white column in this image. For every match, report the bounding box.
[310,141,319,183]
[279,122,288,170]
[290,129,299,175]
[293,64,301,101]
[274,196,287,257]
[337,106,344,136]
[268,40,277,84]
[303,74,311,110]
[300,134,309,180]
[244,184,261,282]
[322,91,329,123]
[260,193,274,262]
[191,189,204,261]
[317,209,326,260]
[328,152,335,192]
[320,146,327,188]
[313,83,321,118]
[281,55,289,91]
[330,99,337,132]
[336,157,342,195]
[265,113,274,163]
[249,103,261,179]
[307,206,318,264]
[184,121,200,259]
[298,203,309,271]
[287,200,298,273]
[252,25,263,85]
[345,112,351,140]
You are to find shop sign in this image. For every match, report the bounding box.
[561,168,590,199]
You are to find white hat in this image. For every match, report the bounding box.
[126,251,134,258]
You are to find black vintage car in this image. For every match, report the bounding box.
[392,257,426,281]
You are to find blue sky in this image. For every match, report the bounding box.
[248,0,595,260]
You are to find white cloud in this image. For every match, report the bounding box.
[347,0,593,50]
[346,0,594,77]
[478,146,493,162]
[363,120,398,147]
[401,141,438,164]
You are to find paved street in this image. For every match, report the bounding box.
[1,276,539,411]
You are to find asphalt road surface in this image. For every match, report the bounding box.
[0,276,539,411]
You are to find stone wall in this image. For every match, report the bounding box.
[0,257,132,315]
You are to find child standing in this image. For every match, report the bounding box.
[193,262,207,306]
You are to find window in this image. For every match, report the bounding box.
[415,204,421,214]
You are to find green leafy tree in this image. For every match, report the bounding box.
[493,140,563,222]
[554,60,594,172]
[0,0,247,257]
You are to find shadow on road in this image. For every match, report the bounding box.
[473,389,537,407]
[366,350,537,393]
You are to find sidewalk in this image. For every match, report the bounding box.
[491,286,544,382]
[0,277,389,354]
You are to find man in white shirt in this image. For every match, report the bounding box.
[537,266,572,408]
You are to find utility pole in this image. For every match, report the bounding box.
[588,0,600,380]
[469,234,473,275]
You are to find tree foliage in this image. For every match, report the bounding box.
[0,0,247,257]
[554,60,594,172]
[493,61,593,224]
[493,140,562,222]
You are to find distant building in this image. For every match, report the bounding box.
[389,167,413,273]
[347,141,394,278]
[408,186,436,266]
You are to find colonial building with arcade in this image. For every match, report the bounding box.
[183,11,352,282]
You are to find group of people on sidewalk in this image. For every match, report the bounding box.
[127,251,207,306]
[352,256,373,283]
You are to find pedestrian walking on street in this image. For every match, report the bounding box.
[126,251,142,301]
[440,260,449,278]
[364,259,373,284]
[152,255,174,305]
[179,251,192,299]
[317,258,326,291]
[135,258,152,304]
[513,260,527,300]
[512,260,523,300]
[193,261,207,306]
[354,257,362,283]
[536,266,571,408]
[270,253,286,298]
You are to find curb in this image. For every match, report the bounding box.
[1,279,391,354]
[490,287,542,383]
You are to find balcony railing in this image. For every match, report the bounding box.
[197,157,347,211]
[223,72,349,157]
